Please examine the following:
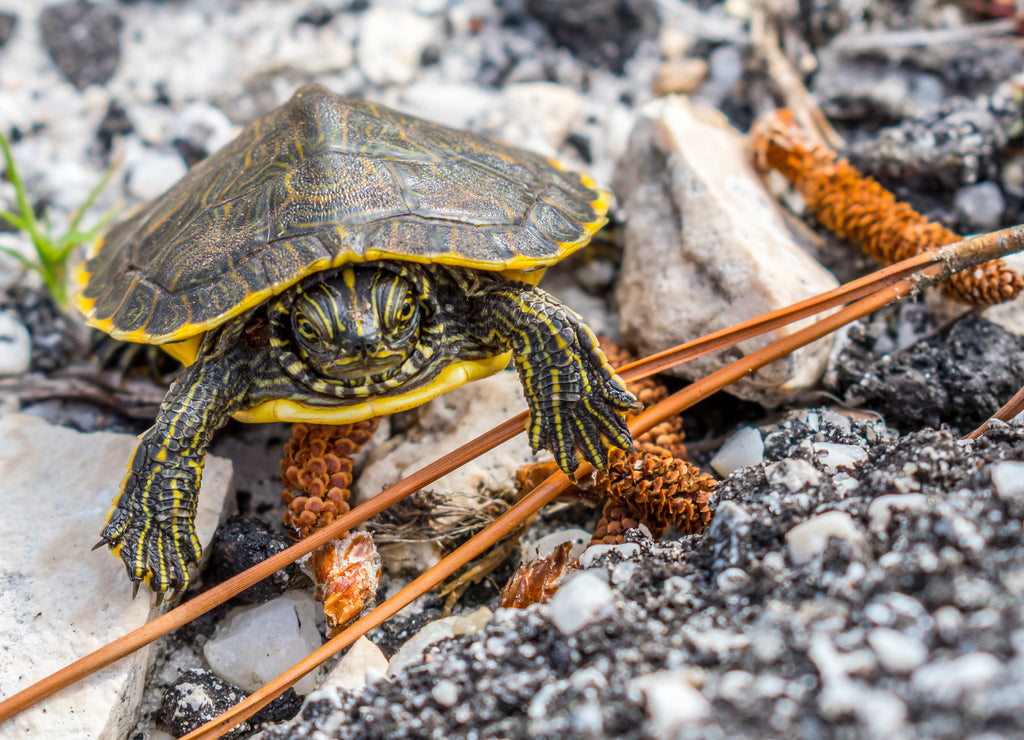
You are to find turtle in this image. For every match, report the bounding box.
[76,84,638,595]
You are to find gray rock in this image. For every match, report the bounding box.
[0,413,232,739]
[0,11,16,52]
[614,97,839,406]
[525,0,658,73]
[39,0,121,89]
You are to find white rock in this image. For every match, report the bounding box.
[0,310,32,376]
[629,671,711,738]
[431,679,460,708]
[127,148,188,201]
[387,607,491,677]
[547,571,615,634]
[0,413,232,739]
[578,541,642,568]
[785,511,869,565]
[991,461,1024,503]
[867,494,930,533]
[493,82,584,156]
[867,627,929,674]
[810,442,868,473]
[203,591,325,695]
[911,652,1002,702]
[357,8,437,85]
[614,97,839,406]
[314,636,388,695]
[765,458,822,493]
[710,426,764,476]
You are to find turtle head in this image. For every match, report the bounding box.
[291,266,421,381]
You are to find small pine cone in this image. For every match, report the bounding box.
[750,109,1024,307]
[590,448,715,546]
[500,541,579,608]
[281,420,378,539]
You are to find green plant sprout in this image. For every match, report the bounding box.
[0,130,118,309]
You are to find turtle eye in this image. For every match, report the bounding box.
[397,295,417,322]
[293,311,323,345]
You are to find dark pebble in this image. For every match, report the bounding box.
[96,99,133,155]
[0,11,16,52]
[39,0,122,90]
[525,0,658,73]
[160,668,250,739]
[840,313,1024,430]
[207,515,302,604]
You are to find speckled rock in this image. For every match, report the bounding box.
[0,413,233,740]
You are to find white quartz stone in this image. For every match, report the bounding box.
[710,426,764,476]
[810,442,868,473]
[867,494,930,533]
[548,571,615,634]
[629,671,711,738]
[0,413,232,740]
[991,461,1024,503]
[867,627,928,674]
[785,511,869,565]
[204,591,325,696]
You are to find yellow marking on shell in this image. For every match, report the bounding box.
[233,352,511,423]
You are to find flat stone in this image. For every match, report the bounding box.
[614,97,839,406]
[0,413,232,739]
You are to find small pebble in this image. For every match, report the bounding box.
[867,627,929,674]
[785,511,869,565]
[711,426,764,477]
[357,7,436,85]
[911,652,1002,702]
[810,442,868,473]
[630,671,711,738]
[548,571,615,634]
[0,310,31,376]
[867,494,930,533]
[203,591,325,695]
[431,679,460,707]
[991,461,1024,503]
[953,181,1005,232]
[127,148,187,200]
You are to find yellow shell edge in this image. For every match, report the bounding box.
[231,352,513,424]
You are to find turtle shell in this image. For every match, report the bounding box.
[75,84,610,345]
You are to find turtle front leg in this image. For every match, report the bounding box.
[471,281,639,476]
[100,341,253,595]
